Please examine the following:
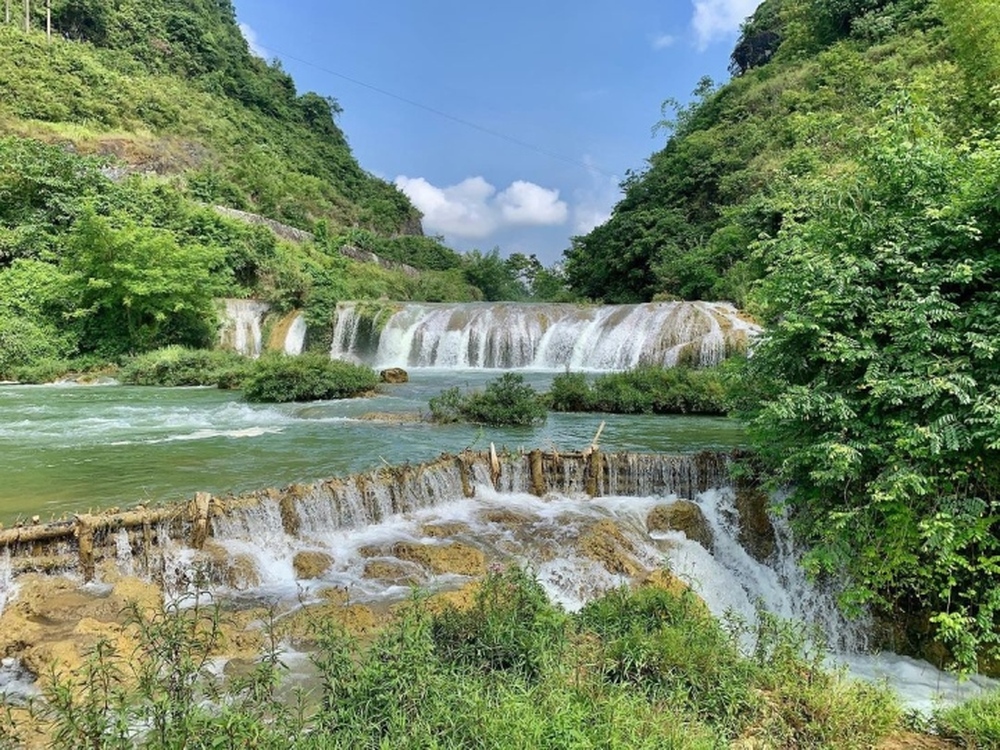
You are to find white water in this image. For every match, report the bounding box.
[283,313,307,355]
[219,299,270,357]
[0,549,11,619]
[330,301,757,371]
[193,481,996,711]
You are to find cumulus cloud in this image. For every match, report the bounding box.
[692,0,762,49]
[395,176,568,239]
[651,33,676,50]
[239,22,268,58]
[571,158,622,235]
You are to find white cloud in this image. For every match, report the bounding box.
[692,0,762,49]
[571,157,622,235]
[395,176,568,239]
[651,33,676,50]
[497,181,568,225]
[239,22,268,58]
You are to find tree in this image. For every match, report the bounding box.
[741,102,1000,670]
[64,209,229,355]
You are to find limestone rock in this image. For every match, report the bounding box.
[420,522,470,539]
[292,551,333,579]
[578,520,646,577]
[379,367,409,384]
[200,541,261,589]
[733,485,775,562]
[647,500,714,551]
[362,559,421,584]
[391,542,486,576]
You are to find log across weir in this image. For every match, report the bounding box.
[0,448,737,581]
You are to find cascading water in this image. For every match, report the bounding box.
[0,548,10,619]
[283,313,307,355]
[218,299,270,357]
[330,301,758,371]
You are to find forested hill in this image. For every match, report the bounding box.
[0,0,418,235]
[564,0,995,305]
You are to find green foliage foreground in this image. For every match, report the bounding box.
[739,102,1000,671]
[1,567,906,749]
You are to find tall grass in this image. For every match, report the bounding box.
[1,566,906,748]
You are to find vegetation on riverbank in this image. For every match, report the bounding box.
[429,373,548,426]
[548,366,730,416]
[0,566,907,749]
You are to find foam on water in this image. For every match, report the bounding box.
[199,482,997,711]
[327,301,758,371]
[0,549,11,619]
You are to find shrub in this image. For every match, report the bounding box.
[548,366,730,416]
[428,372,547,426]
[936,689,1000,748]
[241,353,378,403]
[120,346,249,387]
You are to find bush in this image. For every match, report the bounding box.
[936,689,1000,748]
[241,353,378,403]
[428,372,547,426]
[548,366,730,416]
[120,346,249,387]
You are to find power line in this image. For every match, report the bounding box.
[266,46,617,178]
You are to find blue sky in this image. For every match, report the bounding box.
[232,1,762,266]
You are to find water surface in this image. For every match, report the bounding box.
[0,372,744,523]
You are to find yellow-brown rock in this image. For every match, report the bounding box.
[420,522,470,539]
[379,367,409,384]
[391,542,486,576]
[577,520,646,577]
[292,550,333,579]
[646,501,714,551]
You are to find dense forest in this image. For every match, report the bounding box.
[568,0,1000,671]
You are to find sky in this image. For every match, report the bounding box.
[232,1,763,266]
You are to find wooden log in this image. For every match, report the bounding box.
[189,492,212,550]
[529,449,545,496]
[76,515,95,582]
[489,443,501,489]
[585,450,602,498]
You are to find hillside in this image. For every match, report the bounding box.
[563,0,975,305]
[0,0,492,370]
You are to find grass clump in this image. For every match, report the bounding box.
[3,566,904,749]
[241,353,378,403]
[429,372,547,426]
[936,689,1000,748]
[548,365,729,415]
[120,346,249,387]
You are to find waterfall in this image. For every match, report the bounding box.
[0,548,10,619]
[283,313,307,355]
[330,301,758,371]
[218,299,270,357]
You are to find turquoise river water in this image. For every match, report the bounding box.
[0,372,743,524]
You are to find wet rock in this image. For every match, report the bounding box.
[420,522,470,539]
[647,500,714,551]
[200,541,261,589]
[379,367,409,384]
[358,411,422,423]
[362,559,421,585]
[479,508,537,525]
[391,542,486,576]
[292,551,333,579]
[577,520,646,577]
[734,485,775,562]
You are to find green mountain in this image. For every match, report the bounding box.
[0,0,484,369]
[564,0,988,305]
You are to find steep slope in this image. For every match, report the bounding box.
[563,0,960,304]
